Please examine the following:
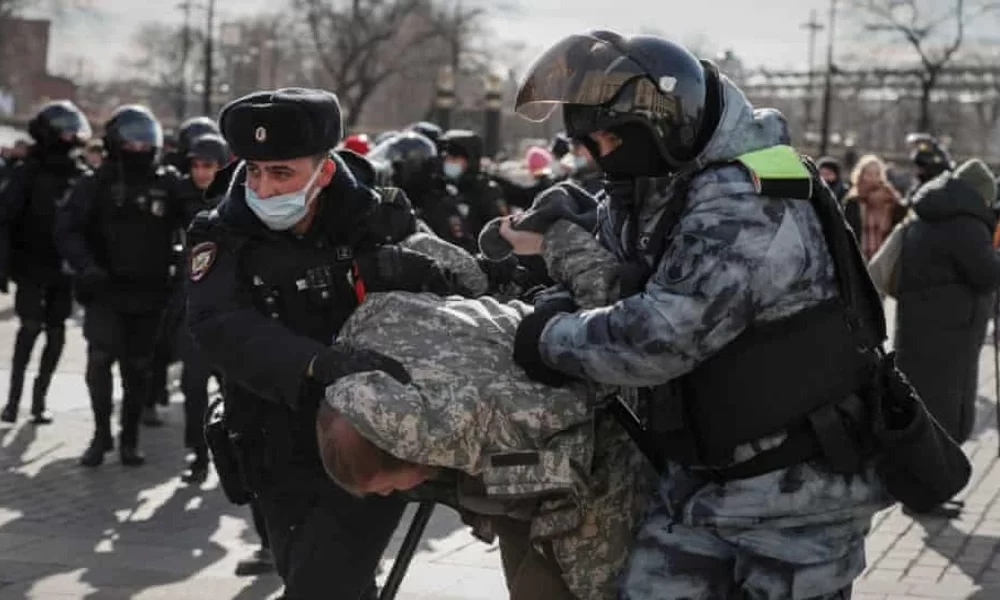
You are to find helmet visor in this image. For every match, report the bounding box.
[515,33,652,122]
[50,110,92,142]
[118,117,164,150]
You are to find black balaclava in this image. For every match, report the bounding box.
[593,122,671,180]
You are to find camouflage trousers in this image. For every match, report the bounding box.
[620,492,869,600]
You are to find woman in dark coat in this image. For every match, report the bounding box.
[895,159,1000,447]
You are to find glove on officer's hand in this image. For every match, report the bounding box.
[309,343,412,388]
[513,296,578,387]
[479,181,601,262]
[357,245,460,296]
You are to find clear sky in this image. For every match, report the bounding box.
[35,0,1000,80]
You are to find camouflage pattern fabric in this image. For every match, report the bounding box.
[400,231,489,297]
[325,226,648,599]
[524,73,889,598]
[542,220,621,310]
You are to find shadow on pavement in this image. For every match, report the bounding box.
[0,406,284,599]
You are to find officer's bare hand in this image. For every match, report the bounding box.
[499,218,544,256]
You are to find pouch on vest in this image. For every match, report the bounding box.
[802,157,971,510]
[204,398,252,505]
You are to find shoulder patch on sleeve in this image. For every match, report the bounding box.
[190,241,218,282]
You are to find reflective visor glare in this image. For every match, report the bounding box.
[515,34,647,122]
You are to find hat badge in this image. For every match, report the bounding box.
[255,126,267,142]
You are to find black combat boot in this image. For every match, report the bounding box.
[234,548,275,576]
[181,448,209,484]
[3,322,40,423]
[79,432,114,467]
[119,441,146,467]
[30,379,53,425]
[30,324,65,425]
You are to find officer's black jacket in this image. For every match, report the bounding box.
[54,162,195,310]
[0,152,88,284]
[185,152,440,422]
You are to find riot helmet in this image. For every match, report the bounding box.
[103,105,163,172]
[368,131,440,199]
[187,133,230,166]
[515,30,722,178]
[27,100,91,152]
[373,130,400,146]
[177,116,220,156]
[408,121,443,146]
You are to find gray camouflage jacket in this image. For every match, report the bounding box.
[537,75,889,528]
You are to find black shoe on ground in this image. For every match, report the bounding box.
[79,436,114,467]
[903,499,964,519]
[235,548,275,576]
[181,456,209,484]
[31,411,53,425]
[1,404,17,424]
[119,445,146,467]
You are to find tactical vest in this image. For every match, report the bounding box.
[14,160,83,280]
[94,168,178,285]
[218,221,368,461]
[640,145,882,480]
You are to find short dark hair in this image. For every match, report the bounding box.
[316,406,410,496]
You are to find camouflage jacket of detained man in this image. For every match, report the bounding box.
[324,220,648,600]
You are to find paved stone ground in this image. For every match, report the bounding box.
[1,293,1000,599]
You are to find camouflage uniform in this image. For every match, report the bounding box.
[399,231,489,297]
[537,75,891,599]
[325,230,648,599]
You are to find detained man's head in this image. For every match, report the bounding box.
[315,404,436,497]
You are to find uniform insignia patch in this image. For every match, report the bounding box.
[151,199,165,217]
[190,241,217,282]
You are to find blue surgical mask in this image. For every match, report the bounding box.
[443,161,465,180]
[244,161,324,231]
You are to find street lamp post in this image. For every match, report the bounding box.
[801,9,824,135]
[202,0,216,115]
[818,0,838,157]
[483,72,502,159]
[435,65,455,130]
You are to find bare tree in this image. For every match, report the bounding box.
[295,0,456,130]
[121,22,205,123]
[850,0,999,132]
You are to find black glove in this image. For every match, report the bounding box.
[513,297,578,386]
[309,344,412,388]
[479,182,600,261]
[477,254,519,286]
[356,245,456,296]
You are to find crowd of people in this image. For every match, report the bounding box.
[1,28,999,600]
